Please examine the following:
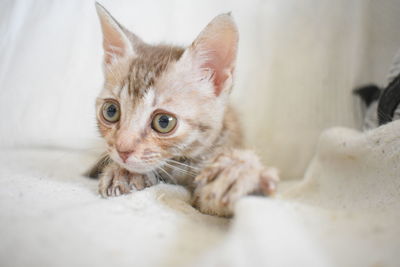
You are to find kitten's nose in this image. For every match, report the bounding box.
[117,150,133,163]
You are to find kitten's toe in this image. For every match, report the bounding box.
[110,179,131,196]
[128,174,146,190]
[99,174,113,197]
[114,187,121,196]
[259,167,279,195]
[99,177,130,197]
[127,173,157,191]
[98,164,131,197]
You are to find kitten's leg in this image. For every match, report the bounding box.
[98,163,157,197]
[85,153,111,179]
[193,149,279,217]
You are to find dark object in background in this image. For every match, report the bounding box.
[353,84,381,107]
[377,74,400,125]
[354,72,400,127]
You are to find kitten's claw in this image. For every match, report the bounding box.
[193,149,279,217]
[98,163,155,197]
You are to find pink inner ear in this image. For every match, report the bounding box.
[202,45,235,96]
[102,25,128,65]
[195,20,238,96]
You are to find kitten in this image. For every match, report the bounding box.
[89,3,279,217]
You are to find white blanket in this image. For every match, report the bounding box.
[1,120,399,267]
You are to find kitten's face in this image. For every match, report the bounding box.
[95,4,238,173]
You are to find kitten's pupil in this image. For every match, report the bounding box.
[107,105,117,118]
[159,115,170,128]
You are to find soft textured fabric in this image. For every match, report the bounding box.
[1,121,399,267]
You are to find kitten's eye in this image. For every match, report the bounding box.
[152,113,177,134]
[102,101,120,123]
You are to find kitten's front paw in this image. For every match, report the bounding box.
[98,164,156,197]
[193,149,279,217]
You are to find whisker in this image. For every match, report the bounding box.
[157,166,177,185]
[165,159,200,171]
[163,161,197,177]
[163,161,198,175]
[135,157,177,184]
[151,170,163,183]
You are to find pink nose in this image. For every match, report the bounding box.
[117,150,132,162]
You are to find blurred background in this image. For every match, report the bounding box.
[1,0,400,179]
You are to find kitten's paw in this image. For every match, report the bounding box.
[193,149,279,217]
[98,164,156,197]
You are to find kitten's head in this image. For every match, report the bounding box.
[95,3,238,173]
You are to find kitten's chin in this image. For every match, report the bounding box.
[123,164,157,174]
[116,160,161,174]
[109,152,161,174]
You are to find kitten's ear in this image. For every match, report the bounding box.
[184,14,238,96]
[95,3,137,65]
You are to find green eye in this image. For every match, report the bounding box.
[152,113,177,134]
[102,101,120,123]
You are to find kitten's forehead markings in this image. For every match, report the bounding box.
[125,45,185,99]
[127,60,156,100]
[119,89,156,134]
